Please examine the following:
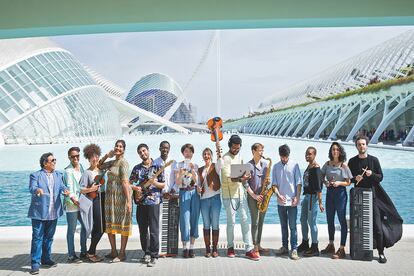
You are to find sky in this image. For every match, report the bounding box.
[51,26,414,122]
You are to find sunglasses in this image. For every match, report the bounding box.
[48,159,57,163]
[70,155,80,159]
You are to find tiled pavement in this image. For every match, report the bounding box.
[0,225,413,276]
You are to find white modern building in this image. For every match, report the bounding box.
[225,30,414,146]
[0,38,188,145]
[125,73,196,132]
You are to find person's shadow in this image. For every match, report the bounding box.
[0,253,66,273]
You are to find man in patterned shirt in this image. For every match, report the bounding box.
[130,144,165,267]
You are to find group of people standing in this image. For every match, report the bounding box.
[27,134,402,275]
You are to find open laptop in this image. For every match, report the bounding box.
[230,164,251,178]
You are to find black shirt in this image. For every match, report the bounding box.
[348,154,383,191]
[303,166,323,195]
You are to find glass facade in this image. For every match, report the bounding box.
[0,50,121,144]
[126,73,196,128]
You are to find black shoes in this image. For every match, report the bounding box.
[297,240,309,253]
[147,257,157,267]
[189,249,195,258]
[379,254,387,264]
[41,260,57,268]
[303,243,320,257]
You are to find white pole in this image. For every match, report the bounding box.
[217,30,221,117]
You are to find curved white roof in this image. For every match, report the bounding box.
[83,65,126,98]
[127,73,184,100]
[0,37,64,70]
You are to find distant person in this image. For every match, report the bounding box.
[79,144,106,263]
[320,142,352,259]
[245,143,270,256]
[130,144,165,267]
[348,135,403,263]
[175,143,200,258]
[99,140,132,262]
[221,135,259,261]
[297,146,324,257]
[272,144,302,260]
[28,153,69,275]
[63,146,86,263]
[198,146,222,258]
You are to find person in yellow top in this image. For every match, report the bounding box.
[220,135,259,261]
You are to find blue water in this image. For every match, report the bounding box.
[0,169,412,226]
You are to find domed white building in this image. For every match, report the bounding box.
[126,73,196,126]
[0,38,188,144]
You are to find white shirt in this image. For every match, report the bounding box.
[200,159,223,199]
[46,172,57,220]
[153,157,177,193]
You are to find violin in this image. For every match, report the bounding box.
[207,117,223,158]
[87,169,108,199]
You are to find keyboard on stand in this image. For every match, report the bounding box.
[350,187,373,261]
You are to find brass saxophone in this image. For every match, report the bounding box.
[257,156,273,213]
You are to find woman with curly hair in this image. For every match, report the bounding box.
[99,140,132,262]
[320,142,353,259]
[79,144,106,262]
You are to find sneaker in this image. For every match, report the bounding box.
[67,255,82,264]
[182,249,189,258]
[332,248,346,259]
[41,260,57,268]
[147,258,156,267]
[30,267,39,275]
[303,243,320,257]
[189,249,195,258]
[321,243,335,255]
[141,254,151,264]
[79,252,88,261]
[245,250,260,261]
[290,249,300,260]
[297,240,309,253]
[378,254,387,264]
[227,247,235,258]
[276,246,289,256]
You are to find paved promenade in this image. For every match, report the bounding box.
[0,224,413,276]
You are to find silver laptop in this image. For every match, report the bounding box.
[230,164,251,178]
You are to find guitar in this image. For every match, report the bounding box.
[132,160,174,204]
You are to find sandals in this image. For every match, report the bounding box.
[105,251,119,259]
[110,253,126,263]
[87,254,103,263]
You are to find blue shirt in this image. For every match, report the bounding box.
[129,160,165,205]
[272,160,302,206]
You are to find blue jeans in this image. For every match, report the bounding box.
[300,194,319,243]
[278,205,298,250]
[222,196,253,252]
[30,219,57,269]
[326,187,348,246]
[179,189,200,242]
[66,211,87,257]
[200,194,221,230]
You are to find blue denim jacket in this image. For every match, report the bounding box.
[27,169,67,220]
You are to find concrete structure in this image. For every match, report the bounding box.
[225,30,414,146]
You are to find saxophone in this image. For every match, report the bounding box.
[257,156,273,213]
